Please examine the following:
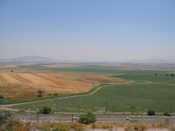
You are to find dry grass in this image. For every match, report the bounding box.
[1,120,174,131]
[24,121,175,131]
[0,71,127,98]
[89,121,174,130]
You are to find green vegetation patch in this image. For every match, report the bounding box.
[18,65,123,74]
[15,83,175,113]
[115,71,175,84]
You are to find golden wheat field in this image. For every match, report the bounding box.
[0,70,127,98]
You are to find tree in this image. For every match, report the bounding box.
[163,112,171,116]
[37,90,44,97]
[79,112,96,124]
[147,110,156,116]
[0,95,4,99]
[154,73,158,77]
[170,73,175,78]
[38,107,51,114]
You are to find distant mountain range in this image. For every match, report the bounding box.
[0,56,57,64]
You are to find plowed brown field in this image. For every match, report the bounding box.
[0,71,127,98]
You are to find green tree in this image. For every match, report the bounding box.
[38,107,52,114]
[0,95,4,99]
[163,112,171,116]
[79,112,96,124]
[170,73,175,78]
[37,90,44,97]
[154,73,158,77]
[147,110,156,116]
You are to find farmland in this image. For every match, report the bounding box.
[0,64,175,113]
[15,81,175,113]
[2,64,172,114]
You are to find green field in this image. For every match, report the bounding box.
[0,94,69,104]
[116,71,175,84]
[18,65,124,74]
[15,83,175,113]
[14,66,175,113]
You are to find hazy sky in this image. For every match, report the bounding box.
[0,0,175,62]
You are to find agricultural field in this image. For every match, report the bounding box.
[6,65,173,114]
[15,82,175,113]
[0,64,175,113]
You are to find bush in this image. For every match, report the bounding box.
[0,95,4,99]
[42,123,70,131]
[163,112,171,116]
[71,123,84,131]
[0,111,12,125]
[79,112,96,124]
[53,93,59,96]
[37,90,44,97]
[147,110,156,116]
[52,124,70,131]
[0,119,29,131]
[48,93,59,97]
[38,107,51,114]
[170,73,175,77]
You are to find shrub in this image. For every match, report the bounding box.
[71,123,84,131]
[38,107,51,114]
[0,95,4,99]
[154,73,158,77]
[0,111,12,125]
[79,112,96,124]
[147,110,156,116]
[53,93,59,96]
[170,73,175,78]
[0,119,29,131]
[42,123,70,131]
[48,93,58,97]
[37,90,44,97]
[163,112,171,116]
[52,124,70,131]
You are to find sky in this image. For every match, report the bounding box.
[0,0,175,62]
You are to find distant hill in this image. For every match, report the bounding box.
[0,56,57,64]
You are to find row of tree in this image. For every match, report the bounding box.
[155,73,175,77]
